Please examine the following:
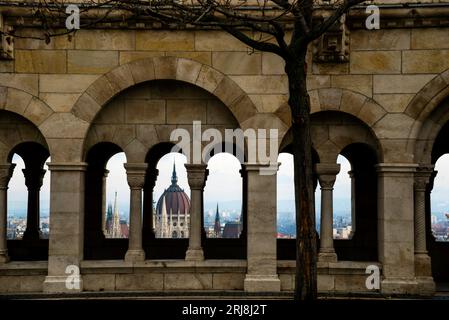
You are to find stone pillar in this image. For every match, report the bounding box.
[243,163,280,292]
[348,170,356,236]
[142,168,158,240]
[414,165,436,293]
[0,164,14,263]
[184,164,207,261]
[101,169,109,234]
[22,167,46,241]
[124,163,147,262]
[43,162,87,293]
[376,163,418,295]
[316,163,340,262]
[239,167,248,239]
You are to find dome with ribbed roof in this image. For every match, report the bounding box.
[156,163,190,217]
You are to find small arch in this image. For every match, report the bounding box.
[7,142,50,261]
[84,142,129,260]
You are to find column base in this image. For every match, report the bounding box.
[244,275,281,292]
[416,276,436,295]
[22,229,42,242]
[380,277,418,295]
[125,249,145,262]
[43,276,83,293]
[318,251,337,262]
[185,248,204,261]
[414,253,433,277]
[0,250,9,263]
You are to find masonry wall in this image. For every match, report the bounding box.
[1,4,449,295]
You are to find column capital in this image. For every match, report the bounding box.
[124,163,148,189]
[22,168,46,190]
[144,168,159,189]
[348,170,355,179]
[0,163,15,189]
[315,163,340,189]
[47,162,88,172]
[415,165,435,191]
[185,164,208,190]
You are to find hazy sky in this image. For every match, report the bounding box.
[7,152,449,217]
[431,154,449,212]
[278,153,352,213]
[8,154,50,214]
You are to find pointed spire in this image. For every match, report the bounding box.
[171,159,178,185]
[214,203,221,237]
[113,191,118,211]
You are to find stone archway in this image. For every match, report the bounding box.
[275,88,385,161]
[0,86,54,130]
[71,57,259,129]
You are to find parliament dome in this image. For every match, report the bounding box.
[156,163,190,217]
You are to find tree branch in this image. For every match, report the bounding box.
[221,25,285,57]
[304,0,366,43]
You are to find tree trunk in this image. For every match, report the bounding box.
[286,54,317,301]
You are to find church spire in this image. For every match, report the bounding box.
[171,160,178,185]
[214,203,221,237]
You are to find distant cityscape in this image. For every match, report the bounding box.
[5,200,449,243]
[7,206,50,240]
[431,212,449,241]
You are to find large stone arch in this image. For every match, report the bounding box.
[72,57,261,163]
[82,78,246,163]
[72,56,259,132]
[405,69,449,164]
[276,88,387,161]
[0,86,54,129]
[0,87,52,162]
[413,96,449,164]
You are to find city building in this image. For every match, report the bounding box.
[213,204,221,238]
[154,163,190,238]
[0,0,448,297]
[104,192,125,238]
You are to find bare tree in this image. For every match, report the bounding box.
[2,0,367,300]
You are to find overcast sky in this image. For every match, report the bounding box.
[7,152,449,217]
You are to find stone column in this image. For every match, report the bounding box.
[44,162,87,293]
[0,164,14,263]
[142,168,158,240]
[376,163,418,295]
[243,163,280,292]
[22,167,46,241]
[124,163,147,262]
[239,167,248,239]
[316,163,340,262]
[101,169,109,234]
[414,165,436,293]
[348,170,356,236]
[184,164,207,261]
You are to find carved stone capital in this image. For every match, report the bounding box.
[144,168,159,189]
[0,163,15,189]
[315,163,340,189]
[185,164,208,190]
[22,168,46,190]
[414,165,435,192]
[124,163,148,189]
